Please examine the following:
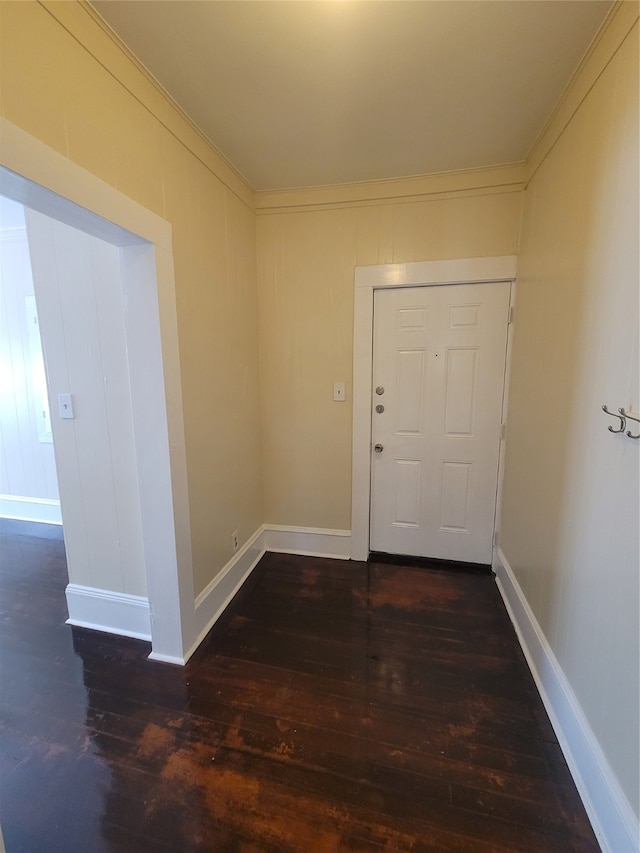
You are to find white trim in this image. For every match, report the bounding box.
[525,2,638,184]
[264,525,351,559]
[65,584,151,642]
[184,525,267,664]
[493,548,639,853]
[62,524,350,662]
[0,120,172,249]
[491,279,517,556]
[0,119,194,663]
[255,163,525,213]
[147,653,185,666]
[0,495,62,525]
[180,524,353,664]
[351,256,518,561]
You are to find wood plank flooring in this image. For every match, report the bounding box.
[0,520,599,852]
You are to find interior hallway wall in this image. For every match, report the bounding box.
[25,209,148,598]
[500,15,639,822]
[0,1,262,597]
[256,183,522,529]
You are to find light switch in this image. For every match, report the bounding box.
[58,393,75,419]
[333,382,346,402]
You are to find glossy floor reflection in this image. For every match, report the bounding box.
[0,521,599,852]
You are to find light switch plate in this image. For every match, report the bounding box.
[58,393,74,419]
[333,382,346,402]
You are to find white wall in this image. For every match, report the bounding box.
[0,196,60,523]
[498,8,639,849]
[25,209,147,598]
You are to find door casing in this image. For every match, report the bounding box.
[0,117,194,663]
[351,256,517,562]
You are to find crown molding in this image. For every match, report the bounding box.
[39,1,256,210]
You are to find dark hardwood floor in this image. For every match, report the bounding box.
[0,520,599,852]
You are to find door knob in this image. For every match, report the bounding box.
[374,443,384,453]
[375,386,385,395]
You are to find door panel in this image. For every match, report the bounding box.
[370,282,510,563]
[392,458,422,526]
[396,349,426,433]
[444,347,478,435]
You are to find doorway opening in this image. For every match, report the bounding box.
[0,151,192,663]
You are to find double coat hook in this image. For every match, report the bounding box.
[602,405,640,439]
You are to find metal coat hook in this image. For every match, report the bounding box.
[620,408,640,440]
[602,404,626,433]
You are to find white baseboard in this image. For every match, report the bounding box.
[184,525,267,663]
[61,525,353,663]
[0,494,62,525]
[182,524,352,663]
[147,652,185,666]
[493,548,639,853]
[65,583,151,641]
[263,524,351,559]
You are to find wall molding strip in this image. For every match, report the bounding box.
[181,525,268,665]
[493,548,639,853]
[0,494,62,525]
[180,524,353,664]
[65,584,151,642]
[525,1,639,184]
[256,164,525,214]
[59,525,354,664]
[263,525,352,560]
[42,0,255,210]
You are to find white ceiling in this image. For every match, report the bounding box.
[91,0,613,191]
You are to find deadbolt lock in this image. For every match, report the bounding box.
[375,386,384,395]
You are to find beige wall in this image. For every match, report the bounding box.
[0,1,262,597]
[256,186,522,527]
[500,16,639,817]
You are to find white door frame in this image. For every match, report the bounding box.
[351,256,517,562]
[0,118,194,663]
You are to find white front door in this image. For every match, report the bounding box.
[370,282,510,564]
